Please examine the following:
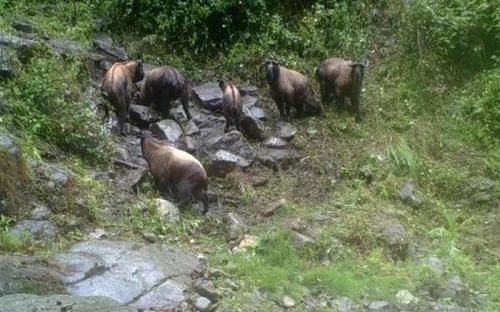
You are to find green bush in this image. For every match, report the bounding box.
[400,0,500,71]
[455,67,500,145]
[2,54,111,161]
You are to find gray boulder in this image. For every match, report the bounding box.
[150,119,184,144]
[367,300,392,311]
[129,104,155,128]
[0,294,135,312]
[31,204,52,220]
[48,38,85,55]
[195,296,212,312]
[11,220,59,240]
[370,214,408,260]
[0,32,37,50]
[255,148,301,170]
[203,130,255,160]
[0,47,13,78]
[0,133,20,159]
[53,240,200,310]
[238,85,258,96]
[12,20,34,33]
[30,161,75,189]
[207,149,251,177]
[93,36,128,61]
[181,119,201,136]
[192,82,223,111]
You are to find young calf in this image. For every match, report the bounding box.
[141,136,209,215]
[218,80,242,133]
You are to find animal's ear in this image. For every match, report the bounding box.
[361,59,369,68]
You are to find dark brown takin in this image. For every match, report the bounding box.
[101,60,144,134]
[264,60,323,121]
[315,57,368,121]
[218,80,242,133]
[141,136,209,215]
[140,66,192,120]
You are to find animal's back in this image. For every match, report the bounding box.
[102,64,130,106]
[222,84,241,114]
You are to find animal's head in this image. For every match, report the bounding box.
[125,59,144,82]
[348,59,368,86]
[264,60,280,83]
[217,79,226,91]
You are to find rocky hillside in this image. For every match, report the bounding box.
[1,1,499,312]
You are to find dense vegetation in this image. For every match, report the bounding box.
[0,0,499,311]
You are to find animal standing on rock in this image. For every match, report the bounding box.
[315,57,368,121]
[141,136,209,215]
[264,60,323,121]
[218,80,242,133]
[140,66,192,121]
[101,60,144,135]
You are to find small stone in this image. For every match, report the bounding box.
[276,122,298,140]
[232,234,258,252]
[282,295,296,308]
[264,137,287,149]
[129,104,154,128]
[292,231,314,246]
[195,296,211,312]
[396,289,418,306]
[93,35,128,61]
[333,297,355,312]
[142,232,157,243]
[194,281,221,302]
[226,212,248,241]
[89,228,107,240]
[367,300,391,311]
[30,204,51,220]
[424,256,445,276]
[262,198,286,217]
[398,182,423,207]
[12,20,34,33]
[48,38,84,55]
[154,198,180,223]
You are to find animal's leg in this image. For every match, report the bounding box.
[276,100,285,121]
[181,88,192,120]
[285,98,292,122]
[353,97,361,122]
[224,117,230,133]
[118,105,127,135]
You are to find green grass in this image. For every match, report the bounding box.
[0,230,32,252]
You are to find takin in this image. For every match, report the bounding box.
[265,60,323,121]
[140,66,192,120]
[101,60,144,134]
[315,57,368,121]
[141,135,209,215]
[218,79,242,133]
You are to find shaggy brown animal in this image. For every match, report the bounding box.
[140,66,192,120]
[101,60,144,134]
[218,80,242,133]
[141,136,209,214]
[265,60,323,121]
[315,57,368,121]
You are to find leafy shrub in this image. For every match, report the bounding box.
[455,67,500,145]
[2,54,111,161]
[400,0,500,71]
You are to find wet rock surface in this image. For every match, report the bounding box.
[11,220,59,240]
[53,240,201,310]
[150,119,184,144]
[0,294,135,312]
[192,82,223,111]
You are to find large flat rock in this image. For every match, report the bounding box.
[52,240,201,310]
[0,294,135,312]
